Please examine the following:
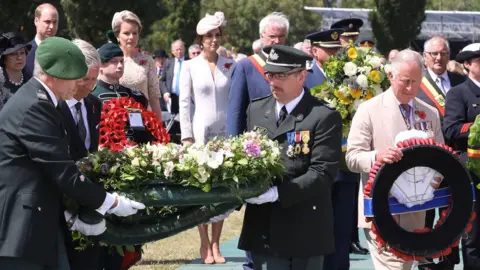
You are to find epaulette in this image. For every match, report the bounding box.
[318,98,335,110]
[36,89,49,101]
[252,94,272,102]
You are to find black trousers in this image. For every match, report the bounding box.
[251,252,324,270]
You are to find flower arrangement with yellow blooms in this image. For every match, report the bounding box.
[311,43,391,144]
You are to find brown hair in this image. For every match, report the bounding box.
[194,28,223,47]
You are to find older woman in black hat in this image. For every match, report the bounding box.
[0,32,31,94]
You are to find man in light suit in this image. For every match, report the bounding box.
[346,49,444,270]
[24,3,58,78]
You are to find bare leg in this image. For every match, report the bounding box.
[198,224,214,264]
[212,221,226,264]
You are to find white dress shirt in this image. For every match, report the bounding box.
[35,77,115,214]
[471,77,480,89]
[275,89,305,120]
[66,98,91,150]
[427,68,451,95]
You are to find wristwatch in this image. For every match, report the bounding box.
[66,214,78,230]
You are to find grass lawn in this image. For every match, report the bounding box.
[131,208,245,270]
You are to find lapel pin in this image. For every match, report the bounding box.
[297,114,304,121]
[265,109,271,117]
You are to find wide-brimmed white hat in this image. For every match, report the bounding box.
[196,12,226,35]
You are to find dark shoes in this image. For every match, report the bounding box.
[350,242,369,255]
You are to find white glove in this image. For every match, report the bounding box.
[106,193,146,217]
[208,209,233,224]
[64,211,106,236]
[246,187,279,205]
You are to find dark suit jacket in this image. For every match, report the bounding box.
[444,78,480,162]
[58,94,101,161]
[238,91,342,258]
[160,57,189,114]
[0,78,106,267]
[226,53,271,137]
[24,40,37,79]
[416,70,465,125]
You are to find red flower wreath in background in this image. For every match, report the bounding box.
[364,138,476,261]
[99,97,170,151]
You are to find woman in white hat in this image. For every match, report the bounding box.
[179,11,234,264]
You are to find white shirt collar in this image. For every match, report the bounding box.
[66,98,85,108]
[35,36,43,46]
[470,77,480,89]
[276,89,305,118]
[34,77,58,106]
[394,98,414,108]
[427,68,448,83]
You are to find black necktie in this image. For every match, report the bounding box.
[277,106,287,126]
[74,102,87,143]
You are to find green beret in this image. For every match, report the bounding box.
[98,43,124,63]
[36,37,88,80]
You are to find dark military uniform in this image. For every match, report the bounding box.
[0,78,107,268]
[91,80,153,145]
[239,91,342,265]
[238,45,342,270]
[444,44,480,270]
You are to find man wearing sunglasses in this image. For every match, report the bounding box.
[238,45,342,270]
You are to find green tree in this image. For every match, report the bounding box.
[369,0,427,55]
[142,0,201,53]
[0,0,69,40]
[199,0,323,54]
[60,0,165,48]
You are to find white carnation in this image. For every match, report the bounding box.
[343,62,358,77]
[164,161,174,177]
[356,74,369,89]
[368,56,383,69]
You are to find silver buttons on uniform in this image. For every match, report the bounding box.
[313,205,316,210]
[38,207,42,211]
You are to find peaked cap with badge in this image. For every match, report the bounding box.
[263,45,313,73]
[98,43,124,63]
[36,37,88,80]
[306,29,344,48]
[456,43,480,63]
[331,18,364,37]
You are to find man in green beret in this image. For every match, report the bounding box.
[92,42,152,144]
[238,45,342,270]
[0,37,146,270]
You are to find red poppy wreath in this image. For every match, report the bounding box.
[98,97,170,151]
[364,137,476,261]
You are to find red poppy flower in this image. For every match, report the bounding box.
[139,59,147,66]
[224,63,232,70]
[418,111,426,119]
